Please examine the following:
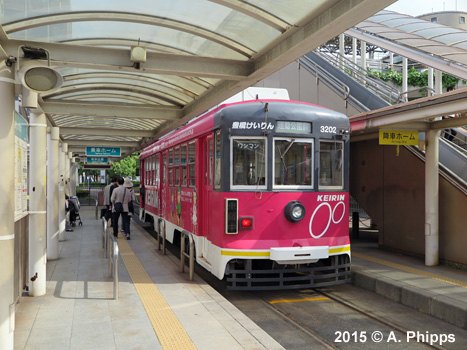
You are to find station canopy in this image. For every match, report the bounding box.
[0,0,395,158]
[355,10,467,67]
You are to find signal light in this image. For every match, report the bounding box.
[240,217,253,229]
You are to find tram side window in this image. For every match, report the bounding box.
[155,153,160,186]
[150,156,154,185]
[274,139,313,187]
[232,138,266,188]
[174,146,180,186]
[168,148,173,186]
[162,153,166,184]
[188,141,195,187]
[181,144,187,187]
[209,139,213,186]
[214,130,221,189]
[319,141,343,188]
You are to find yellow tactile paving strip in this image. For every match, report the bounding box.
[117,233,197,350]
[353,252,467,289]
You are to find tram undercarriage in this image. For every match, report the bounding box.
[225,254,351,291]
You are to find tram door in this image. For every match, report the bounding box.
[200,134,214,240]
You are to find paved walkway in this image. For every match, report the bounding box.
[14,207,284,350]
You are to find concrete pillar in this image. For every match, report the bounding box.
[389,52,394,68]
[425,129,440,266]
[58,143,67,241]
[29,112,48,297]
[47,127,60,260]
[402,57,408,102]
[0,68,16,350]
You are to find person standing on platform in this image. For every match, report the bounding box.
[103,176,117,220]
[111,177,131,238]
[123,178,136,240]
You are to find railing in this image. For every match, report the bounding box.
[314,45,404,105]
[299,55,369,113]
[102,218,119,300]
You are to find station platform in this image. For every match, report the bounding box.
[351,229,467,331]
[14,209,467,349]
[14,207,284,350]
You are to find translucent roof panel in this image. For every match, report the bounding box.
[355,10,467,66]
[0,0,396,157]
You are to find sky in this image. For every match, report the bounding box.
[385,0,467,16]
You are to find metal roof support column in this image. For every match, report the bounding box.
[59,143,67,241]
[361,40,367,86]
[67,152,73,196]
[352,37,357,65]
[0,70,16,350]
[428,67,434,96]
[402,57,408,102]
[339,33,345,71]
[425,128,440,266]
[70,159,77,197]
[47,127,60,260]
[29,112,48,296]
[425,69,443,266]
[435,70,443,94]
[361,41,367,71]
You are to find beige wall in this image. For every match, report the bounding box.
[418,11,467,30]
[350,139,467,266]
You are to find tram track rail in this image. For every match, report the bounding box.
[314,289,444,350]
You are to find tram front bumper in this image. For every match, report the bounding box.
[270,246,329,264]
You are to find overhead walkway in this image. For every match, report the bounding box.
[300,43,467,183]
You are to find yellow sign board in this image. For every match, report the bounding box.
[379,130,418,146]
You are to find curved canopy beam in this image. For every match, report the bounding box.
[3,11,256,57]
[61,38,195,55]
[44,82,189,106]
[62,71,203,98]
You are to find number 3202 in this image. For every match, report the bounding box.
[320,126,336,133]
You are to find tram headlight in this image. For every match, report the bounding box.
[284,201,306,223]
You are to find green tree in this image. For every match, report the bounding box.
[110,153,139,178]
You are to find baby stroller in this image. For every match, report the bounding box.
[69,196,82,227]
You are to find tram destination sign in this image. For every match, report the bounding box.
[379,130,418,146]
[85,147,121,157]
[276,121,311,133]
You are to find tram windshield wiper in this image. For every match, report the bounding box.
[278,139,295,184]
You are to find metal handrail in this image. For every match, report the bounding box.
[315,45,404,105]
[299,55,369,113]
[102,218,119,300]
[398,86,435,101]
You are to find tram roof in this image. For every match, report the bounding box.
[0,0,396,159]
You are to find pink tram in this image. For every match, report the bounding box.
[140,88,351,290]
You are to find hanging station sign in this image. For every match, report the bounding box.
[85,147,121,157]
